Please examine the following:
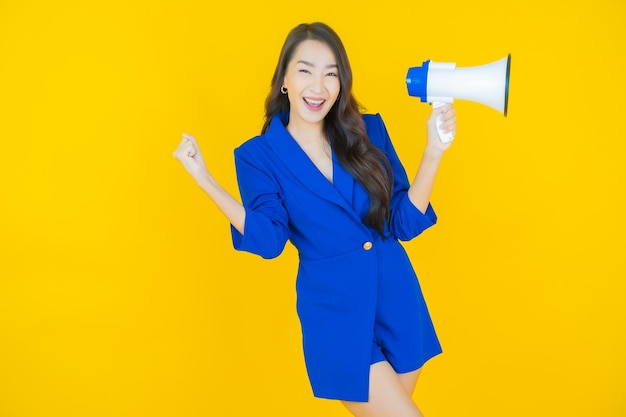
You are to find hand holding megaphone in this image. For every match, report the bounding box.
[406,54,511,143]
[432,101,456,143]
[428,103,456,147]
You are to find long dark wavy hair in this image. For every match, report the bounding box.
[262,22,393,237]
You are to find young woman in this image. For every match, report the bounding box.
[174,22,456,417]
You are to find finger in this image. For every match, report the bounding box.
[183,133,198,145]
[175,137,190,154]
[174,142,194,159]
[442,118,456,132]
[432,105,445,116]
[444,115,457,126]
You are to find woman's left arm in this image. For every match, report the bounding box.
[407,104,456,213]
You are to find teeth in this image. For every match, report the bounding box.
[304,98,324,106]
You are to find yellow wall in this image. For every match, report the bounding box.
[1,1,624,416]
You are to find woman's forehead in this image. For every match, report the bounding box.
[291,40,337,66]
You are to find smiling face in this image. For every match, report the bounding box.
[282,39,341,133]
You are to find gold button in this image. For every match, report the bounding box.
[362,241,373,251]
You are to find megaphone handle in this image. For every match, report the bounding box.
[432,101,454,144]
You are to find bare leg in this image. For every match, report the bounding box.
[341,362,424,417]
[398,367,422,395]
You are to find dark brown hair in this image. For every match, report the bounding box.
[262,22,393,237]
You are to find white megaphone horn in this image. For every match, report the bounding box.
[406,54,511,143]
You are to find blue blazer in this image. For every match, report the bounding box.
[231,112,441,401]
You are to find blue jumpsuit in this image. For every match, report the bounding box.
[231,112,442,402]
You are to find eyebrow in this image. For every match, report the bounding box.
[296,60,338,69]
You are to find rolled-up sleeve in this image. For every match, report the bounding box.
[230,146,289,259]
[371,113,438,241]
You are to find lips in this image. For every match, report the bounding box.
[303,97,325,110]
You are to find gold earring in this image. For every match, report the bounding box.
[280,86,288,94]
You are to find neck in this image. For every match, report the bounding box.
[286,120,326,145]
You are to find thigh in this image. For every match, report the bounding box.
[398,367,422,395]
[341,362,424,417]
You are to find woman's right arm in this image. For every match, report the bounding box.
[173,133,246,234]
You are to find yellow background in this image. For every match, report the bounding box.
[1,1,624,416]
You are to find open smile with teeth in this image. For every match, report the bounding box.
[304,97,325,108]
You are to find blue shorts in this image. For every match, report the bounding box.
[371,340,387,365]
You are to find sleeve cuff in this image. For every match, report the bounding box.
[391,195,438,241]
[230,207,288,259]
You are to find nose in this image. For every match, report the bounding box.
[310,74,323,93]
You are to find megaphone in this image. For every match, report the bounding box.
[406,54,511,143]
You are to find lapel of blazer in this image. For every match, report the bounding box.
[332,152,355,208]
[266,114,357,214]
